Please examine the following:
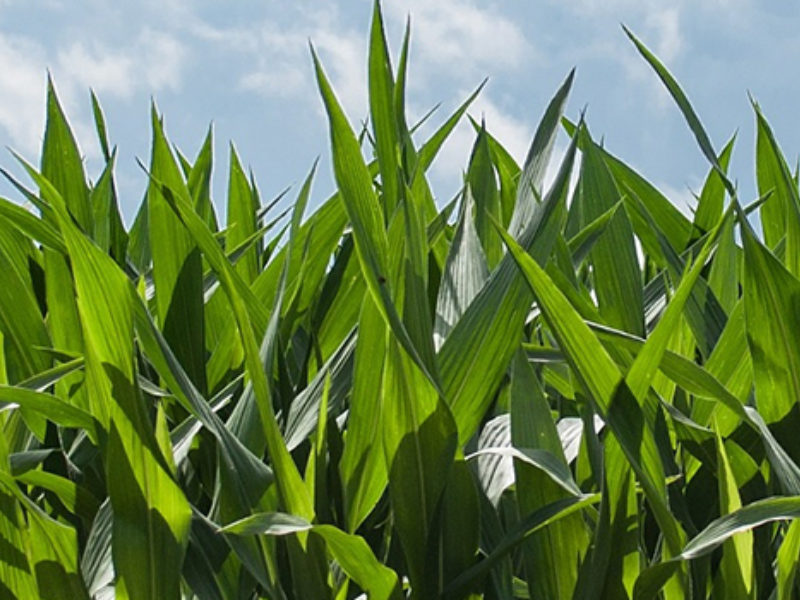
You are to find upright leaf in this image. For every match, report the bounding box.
[147,106,207,395]
[511,352,589,600]
[692,134,735,241]
[339,295,388,531]
[713,430,754,599]
[440,109,578,443]
[41,77,91,232]
[433,191,489,350]
[741,219,800,424]
[382,338,457,598]
[753,102,800,276]
[23,161,192,600]
[467,124,502,268]
[495,219,685,560]
[312,45,438,388]
[368,0,401,216]
[510,69,575,238]
[226,144,259,284]
[572,126,643,335]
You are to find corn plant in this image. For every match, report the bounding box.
[2,3,800,599]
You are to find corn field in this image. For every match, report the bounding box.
[2,3,800,599]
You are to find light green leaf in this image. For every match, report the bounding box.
[741,218,800,424]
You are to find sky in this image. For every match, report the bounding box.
[1,0,799,224]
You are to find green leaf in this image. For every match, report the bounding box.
[572,125,643,335]
[510,352,589,600]
[283,329,355,452]
[434,190,489,350]
[90,90,112,162]
[0,490,39,598]
[382,336,458,596]
[753,101,800,276]
[221,514,402,600]
[19,158,193,600]
[707,210,739,314]
[713,427,754,599]
[576,433,639,600]
[439,458,480,595]
[220,513,312,536]
[132,298,275,510]
[417,81,486,173]
[0,196,65,253]
[0,471,90,599]
[0,387,97,440]
[444,494,600,597]
[467,123,502,268]
[41,76,92,232]
[90,151,128,263]
[154,162,312,518]
[0,220,51,383]
[400,183,438,373]
[16,469,100,521]
[226,144,260,284]
[682,496,800,559]
[588,322,748,423]
[312,44,440,391]
[186,125,217,230]
[440,111,578,444]
[340,296,388,532]
[80,500,113,599]
[511,69,574,238]
[563,115,693,253]
[625,206,726,401]
[693,133,735,241]
[741,219,800,424]
[368,0,401,216]
[566,201,622,266]
[42,246,86,414]
[623,26,734,198]
[147,106,207,395]
[468,446,581,498]
[494,217,685,558]
[777,520,800,600]
[472,117,521,227]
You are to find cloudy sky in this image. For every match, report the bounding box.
[1,0,798,222]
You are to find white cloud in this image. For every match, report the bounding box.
[590,8,684,112]
[194,7,369,122]
[207,0,534,196]
[645,8,682,63]
[55,44,137,99]
[137,29,185,91]
[54,29,185,100]
[195,0,533,127]
[0,26,186,169]
[384,0,534,79]
[0,34,49,156]
[559,0,746,14]
[234,24,308,98]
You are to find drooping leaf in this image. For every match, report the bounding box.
[220,513,402,600]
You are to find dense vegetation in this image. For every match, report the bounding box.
[2,4,800,599]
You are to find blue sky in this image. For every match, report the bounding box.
[1,0,798,223]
